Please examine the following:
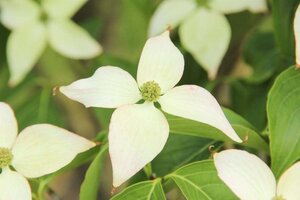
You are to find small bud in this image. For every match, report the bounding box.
[272,196,286,200]
[0,148,13,168]
[140,81,161,102]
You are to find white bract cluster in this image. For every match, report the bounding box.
[60,31,242,187]
[0,0,102,86]
[0,102,95,200]
[149,0,267,79]
[214,149,300,200]
[294,4,300,66]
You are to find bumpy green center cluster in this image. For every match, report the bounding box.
[140,81,161,102]
[0,148,13,168]
[272,196,286,200]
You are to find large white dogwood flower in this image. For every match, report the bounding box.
[149,0,267,79]
[214,149,300,200]
[0,0,102,86]
[0,102,95,200]
[60,31,242,187]
[294,4,300,66]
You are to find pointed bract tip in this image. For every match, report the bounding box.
[52,86,59,96]
[209,145,218,158]
[161,31,170,38]
[111,186,117,195]
[166,24,172,32]
[243,132,249,144]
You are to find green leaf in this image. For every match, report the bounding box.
[272,0,299,61]
[79,144,108,200]
[166,108,268,152]
[166,160,237,200]
[111,179,166,200]
[268,66,300,178]
[152,134,214,176]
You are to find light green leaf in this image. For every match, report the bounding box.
[166,160,237,200]
[179,8,231,79]
[79,144,108,200]
[148,0,197,36]
[208,0,267,14]
[42,0,87,19]
[7,22,47,86]
[166,108,268,152]
[111,179,166,200]
[47,19,102,59]
[0,0,40,29]
[268,66,300,178]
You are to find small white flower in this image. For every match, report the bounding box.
[294,4,300,66]
[214,149,300,200]
[149,0,267,79]
[0,102,95,200]
[0,0,102,86]
[60,31,242,187]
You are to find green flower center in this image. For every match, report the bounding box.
[0,148,13,168]
[140,81,161,102]
[272,196,286,200]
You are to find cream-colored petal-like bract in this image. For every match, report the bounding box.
[48,19,102,59]
[137,31,184,93]
[179,8,231,79]
[148,0,197,36]
[42,0,87,19]
[277,161,300,199]
[159,85,242,142]
[214,149,276,200]
[60,66,141,108]
[294,4,300,66]
[0,168,31,200]
[11,124,95,178]
[209,0,268,14]
[0,102,17,148]
[7,22,47,86]
[109,103,169,187]
[0,0,40,29]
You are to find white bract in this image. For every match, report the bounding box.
[0,102,95,200]
[149,0,267,79]
[294,4,300,66]
[60,31,242,187]
[0,0,102,86]
[214,149,300,200]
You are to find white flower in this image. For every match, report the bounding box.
[60,31,242,187]
[148,0,267,79]
[294,4,300,66]
[214,149,300,200]
[0,102,95,200]
[0,0,102,86]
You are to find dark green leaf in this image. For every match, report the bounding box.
[272,0,299,61]
[166,160,237,200]
[152,134,214,176]
[243,31,278,83]
[111,179,166,200]
[166,108,268,152]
